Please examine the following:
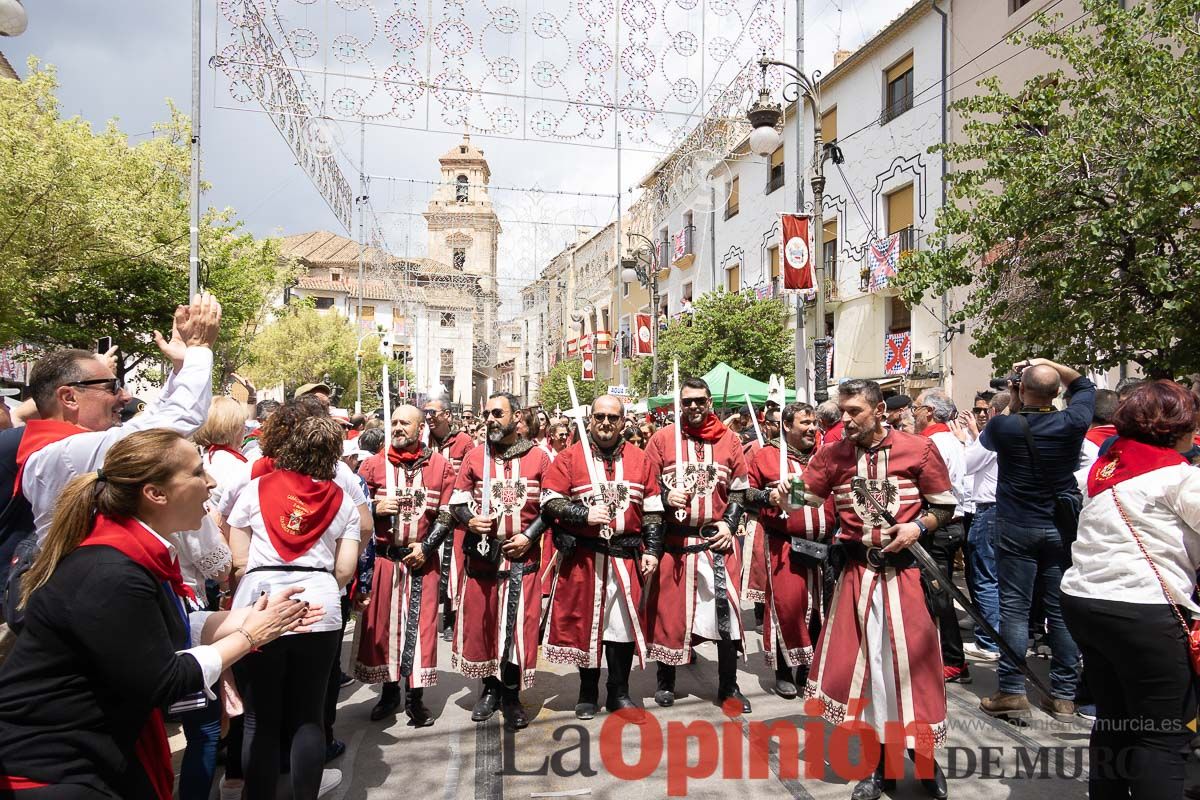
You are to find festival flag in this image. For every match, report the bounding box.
[868,233,901,292]
[634,313,653,356]
[884,331,911,375]
[566,337,579,356]
[581,334,593,354]
[781,214,814,291]
[582,353,596,381]
[594,330,612,351]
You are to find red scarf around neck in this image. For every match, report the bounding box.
[1085,424,1118,448]
[1087,437,1186,497]
[387,446,423,465]
[13,419,87,498]
[257,469,344,562]
[920,422,952,438]
[80,514,192,800]
[207,444,248,464]
[250,456,277,479]
[682,412,727,442]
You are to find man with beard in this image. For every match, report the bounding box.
[355,405,455,727]
[746,402,834,698]
[540,395,662,721]
[643,377,752,712]
[449,392,550,730]
[796,379,955,800]
[423,397,477,639]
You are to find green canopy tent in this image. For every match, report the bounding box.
[646,362,796,410]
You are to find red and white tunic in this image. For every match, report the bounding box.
[449,442,550,688]
[801,430,955,748]
[642,422,749,665]
[541,440,657,669]
[354,450,454,688]
[431,430,476,611]
[740,438,768,603]
[748,445,834,668]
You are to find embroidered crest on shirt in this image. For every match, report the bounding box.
[489,477,529,518]
[394,487,428,523]
[661,463,718,496]
[1097,456,1118,480]
[849,478,900,527]
[283,495,307,535]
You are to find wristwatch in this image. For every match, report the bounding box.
[913,517,929,537]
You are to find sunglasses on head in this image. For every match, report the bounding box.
[68,377,123,395]
[592,413,621,423]
[680,397,709,407]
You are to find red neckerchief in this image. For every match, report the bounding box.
[250,456,277,479]
[920,422,951,438]
[1085,424,1118,448]
[80,514,192,800]
[1087,437,1186,497]
[13,419,87,498]
[207,444,248,464]
[258,469,344,561]
[387,446,423,465]
[823,420,844,444]
[682,412,726,442]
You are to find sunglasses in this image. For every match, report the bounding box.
[592,413,622,423]
[483,408,507,419]
[422,408,442,416]
[68,377,123,396]
[972,408,990,415]
[680,397,709,407]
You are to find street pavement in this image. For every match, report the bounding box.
[316,604,1125,800]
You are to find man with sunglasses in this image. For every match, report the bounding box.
[642,377,753,713]
[422,397,476,639]
[541,394,662,721]
[448,392,550,731]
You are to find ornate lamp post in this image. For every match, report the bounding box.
[620,232,661,396]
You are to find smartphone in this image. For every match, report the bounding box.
[96,336,112,354]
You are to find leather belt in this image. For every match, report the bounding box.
[662,530,714,555]
[575,535,642,559]
[663,527,732,640]
[840,539,916,570]
[377,543,414,561]
[464,561,541,580]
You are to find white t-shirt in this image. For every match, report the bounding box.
[227,477,361,632]
[203,447,250,514]
[216,459,367,520]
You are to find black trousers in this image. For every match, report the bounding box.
[323,595,351,744]
[235,630,341,800]
[922,521,965,668]
[1062,593,1197,800]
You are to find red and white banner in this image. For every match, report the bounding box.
[781,213,814,291]
[581,354,596,381]
[634,314,654,356]
[566,337,579,356]
[884,331,911,375]
[580,334,593,354]
[593,330,612,351]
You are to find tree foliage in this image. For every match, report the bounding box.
[895,0,1200,377]
[629,290,795,395]
[537,358,610,412]
[0,60,291,383]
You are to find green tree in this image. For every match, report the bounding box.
[538,358,609,411]
[0,60,289,382]
[895,0,1200,377]
[630,290,794,395]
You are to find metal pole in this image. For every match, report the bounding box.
[811,101,829,403]
[793,0,806,398]
[356,122,366,413]
[650,257,660,396]
[188,0,201,299]
[615,132,623,386]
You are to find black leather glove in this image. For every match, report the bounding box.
[421,520,453,560]
[642,521,664,560]
[721,501,745,533]
[552,529,578,559]
[451,503,474,526]
[744,487,773,510]
[520,515,548,544]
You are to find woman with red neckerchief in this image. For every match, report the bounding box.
[0,429,316,799]
[1062,380,1200,800]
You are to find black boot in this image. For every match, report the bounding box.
[405,686,434,728]
[754,603,765,635]
[717,640,751,714]
[604,643,644,722]
[909,749,947,799]
[370,681,402,721]
[575,668,600,720]
[501,663,528,731]
[471,677,502,722]
[850,750,896,800]
[774,644,797,699]
[654,663,676,707]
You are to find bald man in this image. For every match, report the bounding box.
[355,404,456,727]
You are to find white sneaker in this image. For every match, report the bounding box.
[218,778,243,800]
[964,642,1000,662]
[318,768,343,797]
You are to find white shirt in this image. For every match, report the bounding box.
[227,477,361,632]
[1061,463,1200,612]
[204,447,249,514]
[215,459,367,520]
[964,436,999,505]
[928,429,968,519]
[169,515,232,602]
[24,347,214,544]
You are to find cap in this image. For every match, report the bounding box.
[342,438,371,460]
[295,382,332,398]
[120,397,147,422]
[884,394,913,412]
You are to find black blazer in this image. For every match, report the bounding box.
[0,544,205,798]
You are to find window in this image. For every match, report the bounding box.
[1009,0,1034,12]
[886,185,915,252]
[823,220,838,290]
[724,176,740,219]
[440,348,455,371]
[600,308,609,333]
[682,210,694,255]
[456,174,469,202]
[440,312,456,328]
[768,245,780,283]
[313,296,334,310]
[659,228,669,265]
[883,54,914,123]
[821,107,838,143]
[888,296,911,334]
[767,146,785,194]
[453,248,466,270]
[330,269,342,282]
[360,305,375,321]
[726,263,741,292]
[681,282,693,305]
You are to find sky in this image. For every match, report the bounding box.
[2,0,913,311]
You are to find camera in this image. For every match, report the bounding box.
[988,377,1009,391]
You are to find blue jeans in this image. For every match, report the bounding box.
[965,505,1000,651]
[179,696,222,800]
[995,517,1079,698]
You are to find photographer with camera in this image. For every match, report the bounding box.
[977,358,1094,722]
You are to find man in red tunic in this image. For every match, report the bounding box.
[798,379,955,800]
[355,404,455,727]
[747,402,834,698]
[423,397,476,639]
[540,394,663,721]
[449,392,550,731]
[643,377,752,713]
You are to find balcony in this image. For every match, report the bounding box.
[896,226,918,256]
[824,277,840,302]
[671,227,695,269]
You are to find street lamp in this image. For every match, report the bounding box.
[746,52,833,403]
[621,232,661,396]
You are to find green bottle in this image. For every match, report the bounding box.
[789,476,806,506]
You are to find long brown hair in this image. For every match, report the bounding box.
[21,429,191,607]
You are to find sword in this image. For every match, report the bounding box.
[848,477,1053,701]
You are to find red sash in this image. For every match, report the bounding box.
[920,422,951,438]
[257,469,344,562]
[1084,424,1118,448]
[1087,437,1186,497]
[80,515,192,800]
[13,419,87,498]
[207,444,248,464]
[250,456,277,479]
[682,412,727,442]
